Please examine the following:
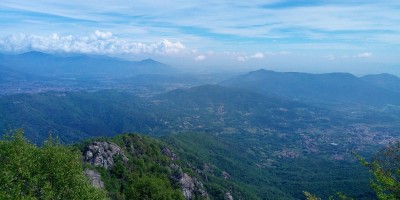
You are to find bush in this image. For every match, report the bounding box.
[0,129,107,199]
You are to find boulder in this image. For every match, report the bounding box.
[83,141,128,169]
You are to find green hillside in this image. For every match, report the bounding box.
[0,91,161,143]
[163,132,375,199]
[0,130,261,200]
[1,87,399,199]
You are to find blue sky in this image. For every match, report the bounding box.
[0,0,399,74]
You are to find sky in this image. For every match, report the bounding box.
[0,0,399,74]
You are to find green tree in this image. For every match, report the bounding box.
[304,191,321,200]
[0,129,39,199]
[125,175,184,200]
[358,142,400,200]
[0,129,107,199]
[303,191,354,200]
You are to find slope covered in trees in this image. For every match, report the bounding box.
[0,91,161,143]
[3,130,399,199]
[163,132,376,199]
[0,130,259,199]
[0,129,107,199]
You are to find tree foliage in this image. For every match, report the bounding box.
[0,129,107,199]
[358,142,400,200]
[304,191,321,200]
[303,141,400,200]
[125,175,184,200]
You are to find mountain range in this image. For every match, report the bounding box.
[0,51,175,79]
[2,51,400,108]
[220,69,400,106]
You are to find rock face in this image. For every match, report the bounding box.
[162,147,178,161]
[165,148,208,200]
[180,173,195,199]
[171,170,208,200]
[222,171,231,180]
[83,141,128,169]
[225,192,234,200]
[84,169,104,188]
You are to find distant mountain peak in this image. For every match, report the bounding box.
[20,51,49,57]
[140,58,158,63]
[250,69,274,74]
[361,73,400,93]
[138,58,175,72]
[363,73,399,79]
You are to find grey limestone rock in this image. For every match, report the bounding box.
[176,172,208,200]
[83,141,128,169]
[225,192,234,200]
[222,171,231,180]
[162,147,178,161]
[84,169,104,189]
[180,173,196,200]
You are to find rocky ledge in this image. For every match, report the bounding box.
[83,141,128,169]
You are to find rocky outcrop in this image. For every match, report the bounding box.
[225,192,234,200]
[222,171,231,180]
[180,173,195,199]
[166,148,208,200]
[170,171,208,200]
[83,140,209,199]
[84,169,104,188]
[83,141,128,169]
[194,179,208,199]
[162,147,178,161]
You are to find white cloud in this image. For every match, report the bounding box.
[93,30,113,39]
[356,52,373,58]
[0,31,187,55]
[237,52,265,61]
[194,55,206,61]
[252,52,264,59]
[325,55,336,60]
[152,39,186,54]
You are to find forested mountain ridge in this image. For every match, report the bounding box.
[220,69,400,106]
[0,130,257,200]
[0,129,386,199]
[0,51,176,78]
[0,90,161,143]
[0,86,333,143]
[361,73,400,94]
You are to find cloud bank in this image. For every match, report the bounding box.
[0,31,271,64]
[0,30,187,55]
